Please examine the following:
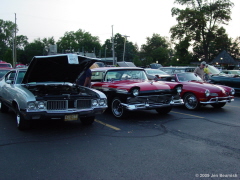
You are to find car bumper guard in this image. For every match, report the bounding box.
[200,96,234,104]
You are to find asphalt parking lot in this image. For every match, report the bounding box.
[0,96,239,180]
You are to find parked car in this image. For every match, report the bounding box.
[208,66,240,94]
[149,63,162,69]
[0,54,108,130]
[15,64,28,68]
[0,62,12,68]
[91,67,184,118]
[0,68,12,79]
[159,66,196,75]
[222,70,240,75]
[144,68,173,81]
[165,72,235,110]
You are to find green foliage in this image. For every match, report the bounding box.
[140,34,172,65]
[171,0,234,62]
[57,29,101,54]
[102,33,138,62]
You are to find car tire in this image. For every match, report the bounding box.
[16,109,30,130]
[0,101,9,113]
[211,103,226,108]
[111,97,127,118]
[183,93,200,110]
[81,116,95,125]
[155,106,172,114]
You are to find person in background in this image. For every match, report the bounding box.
[76,68,92,87]
[204,64,210,81]
[194,61,206,80]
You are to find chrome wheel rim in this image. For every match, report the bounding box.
[184,94,198,110]
[112,99,123,117]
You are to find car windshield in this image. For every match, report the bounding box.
[16,71,26,84]
[176,73,203,82]
[159,68,173,74]
[104,70,148,81]
[0,70,10,78]
[228,70,240,75]
[145,69,168,75]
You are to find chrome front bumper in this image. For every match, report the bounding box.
[200,96,234,104]
[121,96,184,111]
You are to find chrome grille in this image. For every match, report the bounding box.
[47,100,67,110]
[77,99,91,109]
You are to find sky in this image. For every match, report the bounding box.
[1,0,239,47]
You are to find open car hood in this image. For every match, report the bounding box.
[22,54,100,84]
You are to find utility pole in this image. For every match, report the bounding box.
[122,35,129,62]
[111,25,115,66]
[13,13,17,67]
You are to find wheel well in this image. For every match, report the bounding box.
[12,101,19,113]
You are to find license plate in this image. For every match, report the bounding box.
[64,114,78,121]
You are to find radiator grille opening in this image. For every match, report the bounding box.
[77,99,91,109]
[47,100,67,110]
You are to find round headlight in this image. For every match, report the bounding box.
[176,86,182,93]
[132,89,139,96]
[99,99,106,106]
[205,89,210,97]
[28,102,36,110]
[230,88,235,95]
[92,99,98,106]
[38,101,45,109]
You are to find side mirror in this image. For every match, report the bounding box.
[6,80,13,84]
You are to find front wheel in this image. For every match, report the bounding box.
[111,97,127,118]
[183,93,200,110]
[155,106,172,114]
[16,110,30,130]
[80,116,95,125]
[211,103,226,108]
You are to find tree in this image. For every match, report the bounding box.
[0,19,17,62]
[102,33,138,62]
[170,0,234,62]
[140,34,172,65]
[57,29,101,54]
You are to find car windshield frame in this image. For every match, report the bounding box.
[176,73,203,82]
[104,69,148,82]
[145,69,168,75]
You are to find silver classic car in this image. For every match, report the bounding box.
[0,54,107,130]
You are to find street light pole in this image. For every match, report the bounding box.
[122,35,129,62]
[111,25,115,66]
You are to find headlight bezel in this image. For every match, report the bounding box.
[230,88,235,95]
[205,89,210,97]
[132,88,139,96]
[176,86,182,93]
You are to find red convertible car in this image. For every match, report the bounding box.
[91,67,184,118]
[169,73,235,110]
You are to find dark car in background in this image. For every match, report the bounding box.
[208,65,240,94]
[222,70,240,75]
[149,63,162,69]
[0,62,12,68]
